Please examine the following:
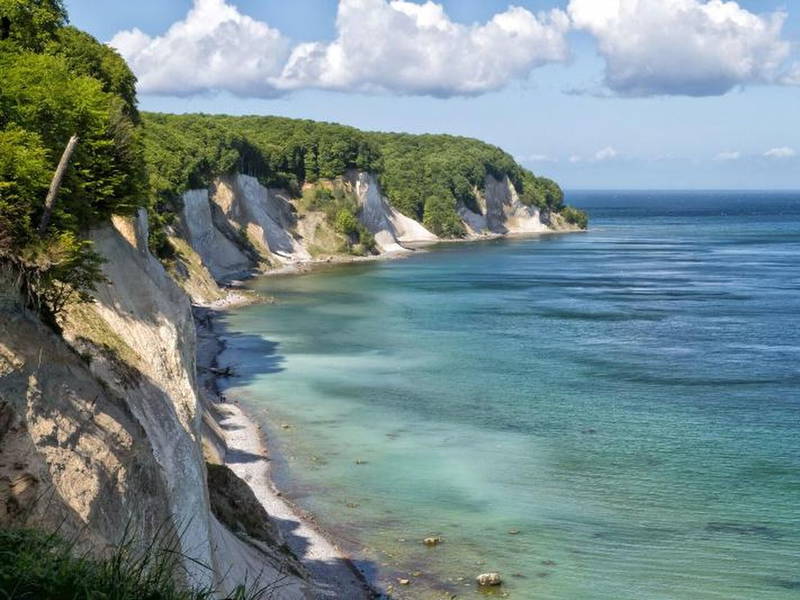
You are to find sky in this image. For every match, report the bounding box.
[65,0,800,189]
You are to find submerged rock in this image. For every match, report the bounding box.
[476,572,503,587]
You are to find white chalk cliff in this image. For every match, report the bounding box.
[175,170,569,280]
[459,174,550,236]
[0,213,316,598]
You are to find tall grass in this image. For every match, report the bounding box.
[0,527,285,600]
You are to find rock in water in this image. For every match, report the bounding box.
[476,572,503,587]
[423,536,442,546]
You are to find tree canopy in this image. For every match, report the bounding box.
[0,0,144,322]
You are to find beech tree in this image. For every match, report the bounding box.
[0,1,144,322]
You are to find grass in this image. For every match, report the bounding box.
[0,527,284,600]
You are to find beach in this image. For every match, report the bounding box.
[194,292,378,599]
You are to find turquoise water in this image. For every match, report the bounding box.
[219,191,800,599]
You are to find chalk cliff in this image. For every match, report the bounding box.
[0,213,317,598]
[173,169,575,281]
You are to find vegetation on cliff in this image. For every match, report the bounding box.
[139,112,585,239]
[300,184,376,254]
[0,528,273,600]
[0,0,145,321]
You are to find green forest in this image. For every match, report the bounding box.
[0,0,586,321]
[140,112,577,238]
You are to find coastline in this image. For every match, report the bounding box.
[194,290,379,599]
[194,227,582,597]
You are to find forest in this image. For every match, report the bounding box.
[0,0,145,321]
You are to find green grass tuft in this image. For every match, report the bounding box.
[0,527,282,600]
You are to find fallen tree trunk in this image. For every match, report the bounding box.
[38,134,79,235]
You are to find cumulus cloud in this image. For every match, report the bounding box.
[111,0,571,97]
[279,0,570,96]
[764,147,796,159]
[715,151,741,161]
[567,0,792,97]
[110,0,290,97]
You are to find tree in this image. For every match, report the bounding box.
[423,195,465,238]
[49,26,139,121]
[0,0,67,51]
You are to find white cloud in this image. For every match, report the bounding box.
[568,0,792,96]
[279,0,570,96]
[715,151,741,161]
[764,147,796,159]
[569,154,582,163]
[111,0,571,98]
[593,146,617,161]
[110,0,291,97]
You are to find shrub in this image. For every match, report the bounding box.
[561,205,589,230]
[423,194,465,238]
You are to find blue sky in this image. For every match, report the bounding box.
[66,0,800,189]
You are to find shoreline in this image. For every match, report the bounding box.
[194,292,379,599]
[195,227,582,597]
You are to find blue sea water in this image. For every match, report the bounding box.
[219,191,800,599]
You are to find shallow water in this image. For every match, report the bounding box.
[219,191,800,599]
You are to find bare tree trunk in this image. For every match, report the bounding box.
[39,134,79,235]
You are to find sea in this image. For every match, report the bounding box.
[218,191,800,599]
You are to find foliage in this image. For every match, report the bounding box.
[49,26,140,121]
[560,205,589,230]
[423,194,466,238]
[0,527,281,600]
[0,0,67,51]
[140,113,382,207]
[301,182,375,254]
[0,2,145,319]
[0,126,50,248]
[13,232,106,322]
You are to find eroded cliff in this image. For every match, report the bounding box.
[172,169,578,281]
[0,214,318,599]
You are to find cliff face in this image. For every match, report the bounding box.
[174,170,574,281]
[459,174,551,235]
[0,213,313,598]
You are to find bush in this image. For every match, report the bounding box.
[561,205,589,230]
[423,194,465,238]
